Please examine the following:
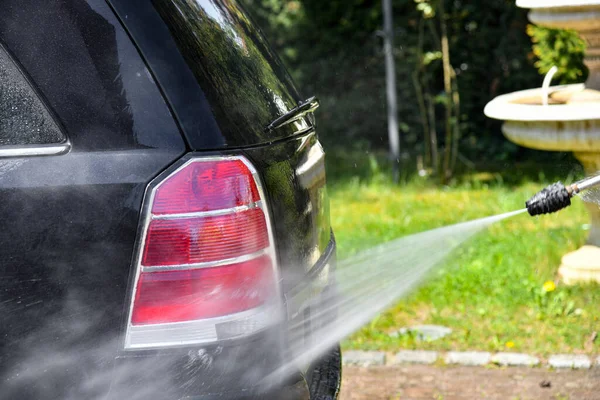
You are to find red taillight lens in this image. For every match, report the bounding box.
[132,255,274,325]
[151,159,260,214]
[142,209,269,266]
[126,157,279,349]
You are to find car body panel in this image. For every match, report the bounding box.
[0,0,339,398]
[108,0,306,150]
[0,1,185,398]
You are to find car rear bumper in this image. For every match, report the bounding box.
[181,345,342,400]
[107,337,341,400]
[181,346,341,399]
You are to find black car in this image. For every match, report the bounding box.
[0,1,340,399]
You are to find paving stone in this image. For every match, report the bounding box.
[548,354,591,369]
[444,351,491,366]
[390,325,452,341]
[342,351,385,366]
[596,356,600,367]
[393,350,438,365]
[491,352,540,367]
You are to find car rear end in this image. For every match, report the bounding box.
[0,0,339,399]
[110,145,338,400]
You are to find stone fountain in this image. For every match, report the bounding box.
[485,0,600,284]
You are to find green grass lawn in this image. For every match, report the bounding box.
[328,152,600,356]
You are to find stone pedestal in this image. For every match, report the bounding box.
[574,152,600,246]
[559,245,600,284]
[580,29,600,90]
[558,152,600,284]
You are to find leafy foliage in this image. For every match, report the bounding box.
[527,25,587,84]
[240,0,586,164]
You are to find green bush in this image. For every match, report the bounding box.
[527,25,587,84]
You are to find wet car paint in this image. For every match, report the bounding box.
[0,0,339,398]
[108,0,307,149]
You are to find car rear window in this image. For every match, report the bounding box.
[0,44,65,147]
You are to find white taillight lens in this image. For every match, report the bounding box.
[125,156,280,349]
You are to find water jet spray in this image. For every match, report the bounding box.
[526,174,600,216]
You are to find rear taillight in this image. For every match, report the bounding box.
[125,156,280,349]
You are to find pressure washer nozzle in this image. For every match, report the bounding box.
[526,182,572,216]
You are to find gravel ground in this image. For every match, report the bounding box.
[339,365,600,400]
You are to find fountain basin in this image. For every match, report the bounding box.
[484,84,600,152]
[518,0,600,30]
